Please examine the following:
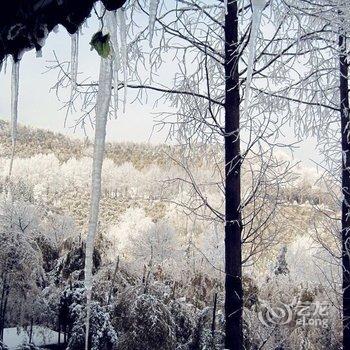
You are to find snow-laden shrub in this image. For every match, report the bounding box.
[243,258,341,350]
[59,284,118,350]
[67,301,118,350]
[146,280,173,301]
[191,307,224,350]
[120,294,176,350]
[169,299,195,346]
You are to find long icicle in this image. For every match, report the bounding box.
[243,0,266,117]
[69,32,79,116]
[112,58,120,116]
[117,8,127,113]
[106,11,121,117]
[9,59,20,177]
[3,57,8,74]
[70,33,79,87]
[149,0,160,46]
[84,56,113,350]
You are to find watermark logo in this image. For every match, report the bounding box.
[258,299,329,328]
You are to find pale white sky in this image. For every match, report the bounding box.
[0,17,168,144]
[0,14,320,164]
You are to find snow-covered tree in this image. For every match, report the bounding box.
[44,1,323,347]
[0,200,43,340]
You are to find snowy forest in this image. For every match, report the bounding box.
[0,0,349,349]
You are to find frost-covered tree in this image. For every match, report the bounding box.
[259,2,350,347]
[0,200,43,340]
[45,0,324,348]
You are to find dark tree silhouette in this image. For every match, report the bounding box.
[224,2,243,349]
[340,30,350,349]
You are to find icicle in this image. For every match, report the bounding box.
[117,8,127,113]
[84,56,113,350]
[243,0,266,117]
[70,33,79,89]
[9,60,20,177]
[224,0,228,15]
[36,49,42,58]
[112,61,120,116]
[53,25,59,33]
[3,57,8,74]
[106,11,121,117]
[149,0,160,46]
[240,0,245,26]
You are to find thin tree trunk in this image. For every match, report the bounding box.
[1,290,8,341]
[211,292,217,337]
[107,256,119,305]
[340,31,350,350]
[0,274,8,341]
[29,317,33,343]
[58,317,61,347]
[0,278,8,342]
[224,2,243,349]
[0,279,5,341]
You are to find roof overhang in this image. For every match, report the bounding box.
[0,0,127,62]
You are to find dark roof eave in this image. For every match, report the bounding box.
[0,0,127,62]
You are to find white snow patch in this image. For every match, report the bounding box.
[3,326,59,349]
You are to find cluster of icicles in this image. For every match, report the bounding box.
[5,0,266,349]
[5,2,160,349]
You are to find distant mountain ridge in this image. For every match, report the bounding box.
[0,120,208,169]
[0,120,329,209]
[0,120,84,162]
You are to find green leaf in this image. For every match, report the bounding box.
[90,31,111,58]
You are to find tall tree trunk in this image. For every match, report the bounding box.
[0,276,8,342]
[340,31,350,350]
[0,281,4,341]
[1,290,8,342]
[224,2,243,349]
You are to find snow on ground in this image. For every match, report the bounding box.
[3,326,59,349]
